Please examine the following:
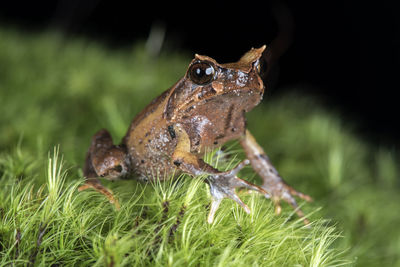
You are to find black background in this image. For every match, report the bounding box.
[1,0,399,148]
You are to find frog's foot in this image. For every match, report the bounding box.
[206,159,267,224]
[78,178,120,210]
[262,177,312,225]
[239,130,313,225]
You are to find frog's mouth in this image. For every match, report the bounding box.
[179,85,263,121]
[178,64,265,116]
[193,67,265,107]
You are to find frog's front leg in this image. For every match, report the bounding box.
[240,129,312,224]
[171,124,267,223]
[78,129,130,209]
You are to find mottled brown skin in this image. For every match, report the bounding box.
[79,46,311,224]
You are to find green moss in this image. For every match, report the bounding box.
[0,147,346,266]
[0,27,399,266]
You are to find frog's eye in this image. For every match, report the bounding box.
[189,61,215,85]
[254,58,267,75]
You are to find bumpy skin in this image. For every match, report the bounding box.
[79,46,311,224]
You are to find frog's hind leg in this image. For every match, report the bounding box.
[240,130,312,224]
[78,152,121,210]
[78,129,130,210]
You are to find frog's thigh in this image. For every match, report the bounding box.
[79,129,121,209]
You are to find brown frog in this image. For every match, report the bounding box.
[78,46,312,224]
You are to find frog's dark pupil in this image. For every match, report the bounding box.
[189,62,214,85]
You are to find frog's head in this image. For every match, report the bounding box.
[165,46,267,121]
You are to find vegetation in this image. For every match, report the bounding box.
[0,28,399,266]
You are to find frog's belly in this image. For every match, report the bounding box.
[131,154,179,182]
[127,127,179,182]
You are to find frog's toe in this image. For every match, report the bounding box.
[206,160,267,223]
[263,182,312,225]
[78,178,120,210]
[282,192,310,225]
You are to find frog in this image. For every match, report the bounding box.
[78,45,312,224]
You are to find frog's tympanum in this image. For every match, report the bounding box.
[79,46,312,224]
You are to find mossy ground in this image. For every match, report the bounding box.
[0,28,399,266]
